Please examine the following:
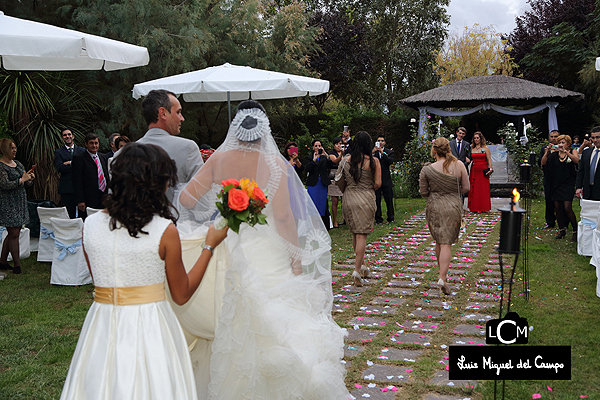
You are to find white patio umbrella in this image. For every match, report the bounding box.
[132,63,329,121]
[0,11,149,71]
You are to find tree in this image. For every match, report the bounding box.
[506,0,595,85]
[0,71,96,201]
[307,9,373,111]
[434,24,516,85]
[350,0,450,112]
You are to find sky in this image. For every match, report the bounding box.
[447,0,530,37]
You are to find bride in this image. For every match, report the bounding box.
[174,100,350,399]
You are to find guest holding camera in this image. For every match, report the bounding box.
[304,139,333,228]
[283,141,303,176]
[468,131,492,213]
[543,134,579,241]
[328,137,344,228]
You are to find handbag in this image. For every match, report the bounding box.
[335,157,347,193]
[483,168,491,177]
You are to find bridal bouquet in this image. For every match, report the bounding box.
[215,178,269,233]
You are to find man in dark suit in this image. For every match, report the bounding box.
[104,132,120,158]
[539,130,559,227]
[450,127,471,204]
[373,134,395,223]
[54,129,85,218]
[576,127,600,200]
[449,127,471,168]
[72,133,110,219]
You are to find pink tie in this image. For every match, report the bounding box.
[93,154,107,192]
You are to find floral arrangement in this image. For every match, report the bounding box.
[215,178,268,233]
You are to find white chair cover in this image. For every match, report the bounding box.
[86,207,102,216]
[37,207,69,262]
[578,199,600,256]
[49,217,91,286]
[0,227,30,261]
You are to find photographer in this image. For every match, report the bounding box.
[304,139,334,229]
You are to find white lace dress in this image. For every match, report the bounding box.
[60,212,197,400]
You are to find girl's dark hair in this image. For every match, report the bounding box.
[311,138,322,147]
[332,136,342,145]
[104,143,178,237]
[349,131,375,182]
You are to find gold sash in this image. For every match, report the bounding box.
[94,283,166,305]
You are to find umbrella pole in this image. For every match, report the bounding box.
[227,91,231,126]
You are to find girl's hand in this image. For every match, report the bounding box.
[205,224,229,248]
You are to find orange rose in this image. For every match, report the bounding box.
[252,186,268,204]
[228,188,249,211]
[222,178,240,187]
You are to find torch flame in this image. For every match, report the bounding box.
[524,159,528,163]
[512,188,520,203]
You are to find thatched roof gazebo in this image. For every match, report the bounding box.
[401,75,584,136]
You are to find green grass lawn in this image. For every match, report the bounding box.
[1,197,599,399]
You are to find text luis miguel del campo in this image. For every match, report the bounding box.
[449,312,571,380]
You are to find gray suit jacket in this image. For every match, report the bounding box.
[137,128,204,199]
[137,128,203,183]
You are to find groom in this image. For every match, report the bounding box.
[137,89,204,201]
[450,127,471,204]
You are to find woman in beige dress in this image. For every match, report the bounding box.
[337,131,381,286]
[419,137,469,294]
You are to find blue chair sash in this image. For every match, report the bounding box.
[581,218,597,230]
[40,225,55,240]
[54,239,82,260]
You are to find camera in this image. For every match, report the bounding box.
[375,142,380,148]
[318,148,324,154]
[486,312,529,345]
[553,144,559,149]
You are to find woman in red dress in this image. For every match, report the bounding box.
[468,131,493,212]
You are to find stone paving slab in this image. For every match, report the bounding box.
[344,344,365,358]
[371,297,406,306]
[392,273,425,279]
[386,280,422,287]
[463,302,498,310]
[360,306,398,315]
[469,292,500,300]
[461,313,494,322]
[410,309,444,318]
[362,364,414,383]
[453,324,485,335]
[422,394,476,400]
[430,370,479,388]
[399,320,441,331]
[380,287,414,296]
[413,298,451,307]
[346,329,380,342]
[390,332,432,345]
[452,337,487,346]
[377,347,423,362]
[334,293,361,302]
[350,385,399,399]
[349,316,389,327]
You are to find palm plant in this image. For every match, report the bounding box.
[0,70,96,202]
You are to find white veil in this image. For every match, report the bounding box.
[174,101,348,399]
[175,102,332,284]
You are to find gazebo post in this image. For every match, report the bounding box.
[418,107,427,138]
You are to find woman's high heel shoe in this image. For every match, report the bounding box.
[352,271,363,287]
[438,278,451,295]
[360,265,370,279]
[555,229,566,239]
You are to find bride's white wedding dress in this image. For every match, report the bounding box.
[172,104,351,399]
[208,221,348,399]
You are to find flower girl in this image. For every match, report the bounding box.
[60,143,228,400]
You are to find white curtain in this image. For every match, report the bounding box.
[418,101,559,137]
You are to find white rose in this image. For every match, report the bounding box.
[526,123,532,129]
[410,118,416,123]
[449,134,455,139]
[508,123,514,127]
